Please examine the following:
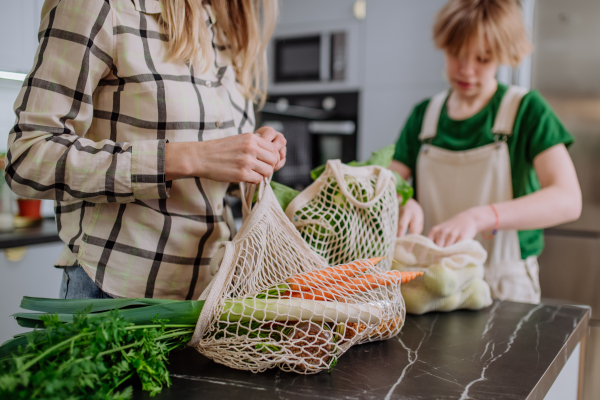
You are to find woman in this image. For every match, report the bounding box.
[390,0,582,303]
[4,0,284,300]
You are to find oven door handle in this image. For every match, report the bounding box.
[262,102,331,120]
[308,121,356,135]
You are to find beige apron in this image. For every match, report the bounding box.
[416,86,541,304]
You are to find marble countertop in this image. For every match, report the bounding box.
[132,300,589,400]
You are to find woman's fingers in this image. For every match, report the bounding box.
[255,126,287,171]
[244,169,266,184]
[254,143,279,169]
[251,159,274,180]
[255,126,287,151]
[275,146,287,171]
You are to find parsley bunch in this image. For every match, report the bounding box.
[0,304,196,399]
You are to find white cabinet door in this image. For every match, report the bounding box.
[0,242,64,344]
[0,0,45,74]
[278,0,356,26]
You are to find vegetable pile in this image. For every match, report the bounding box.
[0,298,204,399]
[310,144,413,205]
[269,144,413,211]
[284,257,423,301]
[0,259,423,398]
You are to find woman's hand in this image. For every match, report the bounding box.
[427,206,496,247]
[165,131,282,183]
[254,126,287,171]
[397,198,424,237]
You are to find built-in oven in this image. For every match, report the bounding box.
[257,92,359,190]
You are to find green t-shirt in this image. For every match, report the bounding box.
[393,83,574,259]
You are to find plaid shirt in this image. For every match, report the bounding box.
[4,0,255,300]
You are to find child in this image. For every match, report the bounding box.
[389,0,581,303]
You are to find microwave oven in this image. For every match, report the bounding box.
[274,32,347,83]
[268,21,362,94]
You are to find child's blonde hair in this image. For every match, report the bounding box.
[433,0,532,67]
[159,0,278,107]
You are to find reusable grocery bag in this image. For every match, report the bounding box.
[393,235,493,314]
[285,160,399,271]
[189,178,406,374]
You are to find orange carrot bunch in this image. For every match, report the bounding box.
[284,258,423,301]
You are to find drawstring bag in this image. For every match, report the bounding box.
[393,235,493,314]
[189,179,407,374]
[285,160,399,271]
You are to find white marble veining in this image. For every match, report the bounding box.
[458,303,544,400]
[384,315,439,400]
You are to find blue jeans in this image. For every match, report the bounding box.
[59,265,113,299]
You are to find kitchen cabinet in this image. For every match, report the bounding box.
[278,0,357,26]
[0,0,45,74]
[0,241,64,344]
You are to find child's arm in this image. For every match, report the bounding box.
[389,160,424,237]
[428,144,582,246]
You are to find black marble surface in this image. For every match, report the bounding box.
[0,218,60,249]
[132,301,589,400]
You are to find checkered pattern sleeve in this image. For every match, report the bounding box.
[4,0,168,203]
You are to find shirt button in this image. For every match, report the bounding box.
[205,81,212,88]
[215,121,222,128]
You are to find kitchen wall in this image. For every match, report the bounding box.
[274,0,448,161]
[360,0,447,161]
[0,0,44,152]
[0,79,21,153]
[0,0,53,215]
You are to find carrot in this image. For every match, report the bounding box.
[387,270,424,284]
[311,270,424,298]
[285,257,385,292]
[283,258,419,301]
[284,285,336,301]
[288,290,331,302]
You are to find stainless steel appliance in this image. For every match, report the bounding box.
[268,18,363,95]
[273,32,347,84]
[528,1,600,398]
[258,92,359,189]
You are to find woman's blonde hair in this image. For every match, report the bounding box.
[159,0,278,107]
[433,0,532,67]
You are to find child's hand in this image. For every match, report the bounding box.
[427,206,495,247]
[397,198,424,237]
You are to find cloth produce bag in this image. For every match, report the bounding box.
[393,235,493,314]
[189,179,406,374]
[285,160,399,271]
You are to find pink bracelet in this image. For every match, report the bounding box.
[482,204,499,240]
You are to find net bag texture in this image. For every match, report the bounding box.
[189,179,406,374]
[393,235,493,314]
[285,160,399,270]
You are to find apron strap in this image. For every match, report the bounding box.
[419,90,450,141]
[491,86,529,136]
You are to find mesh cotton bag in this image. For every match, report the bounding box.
[189,179,406,374]
[393,235,493,315]
[285,160,399,271]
